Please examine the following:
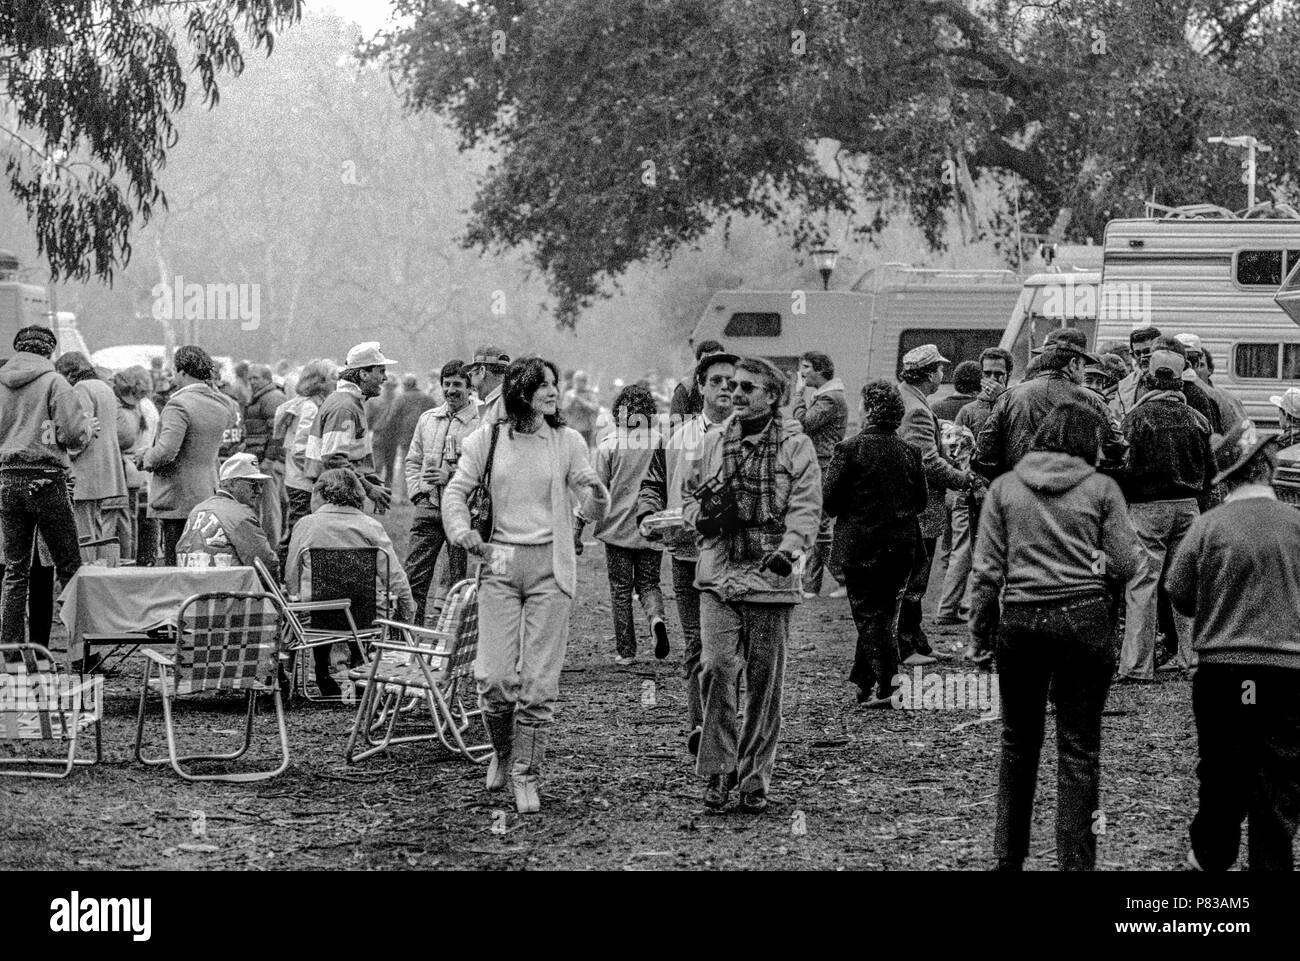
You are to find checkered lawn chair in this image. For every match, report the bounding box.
[133,591,289,782]
[255,554,385,703]
[0,643,101,778]
[343,576,490,765]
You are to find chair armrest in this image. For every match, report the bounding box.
[140,648,174,667]
[373,618,449,641]
[371,640,451,658]
[287,599,353,613]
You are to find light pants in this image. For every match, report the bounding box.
[1120,498,1199,680]
[258,461,284,549]
[72,498,133,563]
[697,593,792,797]
[937,496,972,622]
[475,542,572,725]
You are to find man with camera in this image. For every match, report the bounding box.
[682,357,821,814]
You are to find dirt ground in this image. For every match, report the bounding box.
[0,505,1212,871]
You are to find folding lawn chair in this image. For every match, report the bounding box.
[0,643,102,778]
[255,553,384,703]
[343,575,490,766]
[133,591,289,782]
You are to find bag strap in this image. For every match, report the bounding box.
[482,421,502,487]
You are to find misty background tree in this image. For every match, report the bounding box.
[373,0,1300,325]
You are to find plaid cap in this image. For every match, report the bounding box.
[902,344,950,371]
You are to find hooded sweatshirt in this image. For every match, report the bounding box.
[0,352,93,471]
[969,451,1140,636]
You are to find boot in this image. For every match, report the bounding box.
[483,710,514,792]
[510,723,548,814]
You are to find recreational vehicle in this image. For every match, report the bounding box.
[689,266,1024,410]
[998,270,1103,379]
[1095,207,1300,428]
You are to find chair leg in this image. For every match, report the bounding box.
[170,691,290,782]
[344,674,383,763]
[134,658,172,767]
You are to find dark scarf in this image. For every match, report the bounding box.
[720,415,784,561]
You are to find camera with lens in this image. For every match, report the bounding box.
[692,473,741,539]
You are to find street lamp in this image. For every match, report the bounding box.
[812,247,839,291]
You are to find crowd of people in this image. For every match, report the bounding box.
[1,319,1296,871]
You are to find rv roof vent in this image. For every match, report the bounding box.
[0,249,19,277]
[1146,201,1300,221]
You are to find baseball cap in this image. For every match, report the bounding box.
[1149,347,1186,380]
[1174,332,1202,354]
[220,452,270,482]
[901,344,950,371]
[694,350,740,384]
[342,342,398,371]
[1270,387,1300,419]
[467,345,510,370]
[1083,353,1127,384]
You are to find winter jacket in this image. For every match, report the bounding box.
[285,503,414,622]
[670,379,703,419]
[1119,389,1214,504]
[1166,487,1300,670]
[899,382,968,538]
[442,421,609,599]
[636,411,729,561]
[822,426,927,569]
[681,416,822,604]
[67,378,128,502]
[175,490,279,576]
[931,391,979,423]
[404,400,480,504]
[1202,378,1247,435]
[0,351,92,471]
[792,378,848,463]
[973,370,1127,479]
[969,451,1140,637]
[588,427,663,548]
[142,382,234,520]
[955,395,996,438]
[305,382,373,480]
[1179,376,1223,437]
[242,383,287,461]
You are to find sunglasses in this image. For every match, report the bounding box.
[728,379,766,394]
[1132,347,1154,359]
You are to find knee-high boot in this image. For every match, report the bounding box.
[510,722,548,814]
[484,709,514,792]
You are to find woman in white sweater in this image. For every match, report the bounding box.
[443,356,608,814]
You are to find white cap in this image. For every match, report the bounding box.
[1270,387,1300,419]
[1174,333,1202,352]
[343,342,398,371]
[220,452,270,482]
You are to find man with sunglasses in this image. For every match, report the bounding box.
[1114,326,1163,420]
[637,348,737,756]
[956,348,1014,439]
[682,357,821,814]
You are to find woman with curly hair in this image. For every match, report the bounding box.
[584,383,668,664]
[823,380,928,707]
[443,356,609,813]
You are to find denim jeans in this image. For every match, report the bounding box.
[697,594,791,796]
[1121,499,1199,679]
[279,487,313,571]
[1190,664,1300,871]
[994,594,1116,870]
[160,518,186,567]
[672,557,703,731]
[0,469,82,649]
[842,530,915,699]
[603,543,664,657]
[405,501,467,626]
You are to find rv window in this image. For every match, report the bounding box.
[1284,344,1300,380]
[723,312,781,337]
[897,328,1005,382]
[1234,343,1281,379]
[1236,250,1285,287]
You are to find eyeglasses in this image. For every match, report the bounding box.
[982,369,1008,382]
[728,379,764,394]
[1132,347,1154,359]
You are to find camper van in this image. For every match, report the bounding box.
[689,266,1024,410]
[0,249,53,345]
[1095,209,1300,428]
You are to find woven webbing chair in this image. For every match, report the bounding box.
[0,643,101,778]
[343,576,490,765]
[133,591,289,782]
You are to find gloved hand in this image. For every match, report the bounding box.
[573,518,586,556]
[694,514,722,539]
[759,549,795,578]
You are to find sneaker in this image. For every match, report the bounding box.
[686,725,702,757]
[801,591,819,600]
[612,654,636,666]
[652,617,670,659]
[738,791,769,814]
[827,586,848,599]
[902,652,937,666]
